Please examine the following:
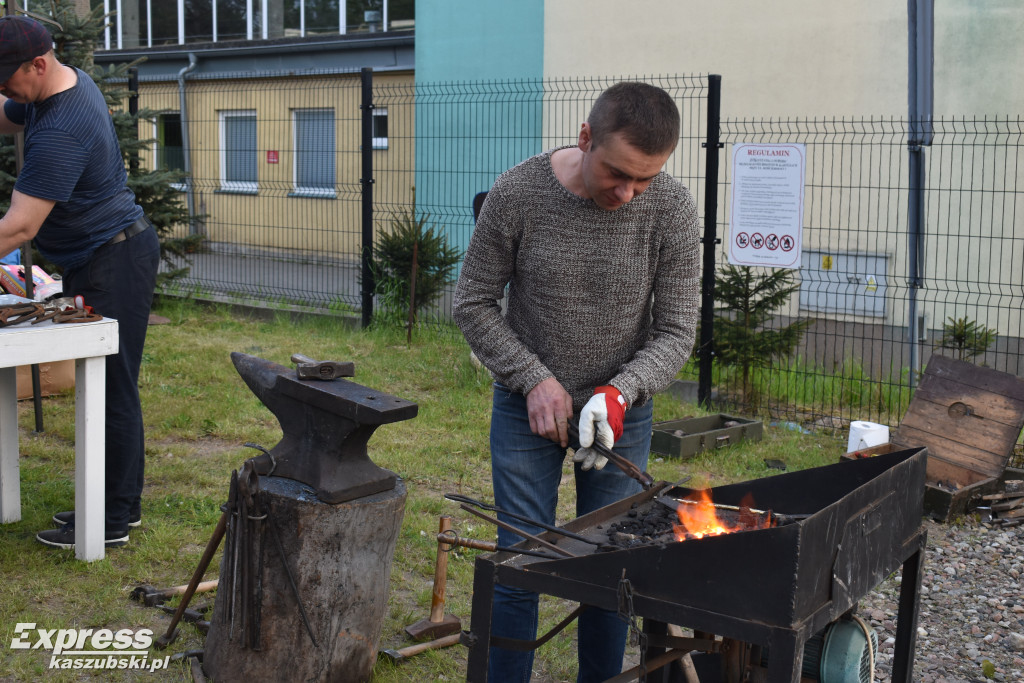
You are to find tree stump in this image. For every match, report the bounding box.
[203,475,407,682]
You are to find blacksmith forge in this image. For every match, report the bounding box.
[465,447,928,683]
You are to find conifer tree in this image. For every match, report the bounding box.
[713,264,813,407]
[0,0,195,283]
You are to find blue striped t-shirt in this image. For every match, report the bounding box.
[5,66,142,269]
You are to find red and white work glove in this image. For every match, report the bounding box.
[573,385,626,471]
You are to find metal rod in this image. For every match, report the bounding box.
[437,531,560,560]
[360,67,375,328]
[445,493,599,545]
[456,504,576,558]
[698,74,722,409]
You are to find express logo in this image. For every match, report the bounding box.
[10,623,169,672]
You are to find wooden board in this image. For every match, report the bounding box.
[892,354,1024,482]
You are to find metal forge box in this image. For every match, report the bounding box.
[465,448,928,683]
[844,354,1024,521]
[651,414,763,459]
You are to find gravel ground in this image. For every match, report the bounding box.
[861,517,1024,683]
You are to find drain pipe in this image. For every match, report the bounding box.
[177,53,198,234]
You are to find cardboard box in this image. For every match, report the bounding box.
[651,413,763,459]
[16,361,76,400]
[0,265,61,299]
[843,354,1024,521]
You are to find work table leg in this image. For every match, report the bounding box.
[75,356,106,561]
[0,366,19,523]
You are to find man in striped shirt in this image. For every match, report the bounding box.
[0,15,159,550]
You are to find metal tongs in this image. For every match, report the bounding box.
[444,493,606,558]
[566,419,655,490]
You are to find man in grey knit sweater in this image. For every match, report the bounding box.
[452,82,700,682]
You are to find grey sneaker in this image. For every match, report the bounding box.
[36,524,129,549]
[53,509,142,528]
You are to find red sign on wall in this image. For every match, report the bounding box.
[266,150,279,164]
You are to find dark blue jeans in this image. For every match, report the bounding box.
[62,224,160,533]
[487,383,653,683]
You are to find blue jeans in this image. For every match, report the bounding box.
[487,383,653,683]
[62,224,160,533]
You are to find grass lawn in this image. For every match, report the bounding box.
[0,298,845,681]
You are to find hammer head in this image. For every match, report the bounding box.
[290,353,355,381]
[381,649,405,663]
[154,628,178,650]
[130,584,163,607]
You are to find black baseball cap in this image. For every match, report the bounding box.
[0,16,53,83]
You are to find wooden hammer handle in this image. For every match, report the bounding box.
[396,632,462,659]
[428,516,452,623]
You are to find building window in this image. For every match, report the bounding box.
[293,108,336,198]
[220,110,258,193]
[153,113,185,190]
[97,0,413,48]
[372,108,388,149]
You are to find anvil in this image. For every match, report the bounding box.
[231,352,418,503]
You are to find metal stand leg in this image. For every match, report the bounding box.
[892,531,926,683]
[465,557,496,682]
[765,629,804,683]
[640,619,671,683]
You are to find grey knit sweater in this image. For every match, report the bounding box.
[452,147,701,413]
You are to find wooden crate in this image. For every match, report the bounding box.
[844,354,1024,521]
[651,413,762,459]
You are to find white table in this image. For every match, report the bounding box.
[0,317,118,561]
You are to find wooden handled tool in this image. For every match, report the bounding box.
[404,515,462,640]
[382,632,462,663]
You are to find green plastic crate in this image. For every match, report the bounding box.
[651,413,762,459]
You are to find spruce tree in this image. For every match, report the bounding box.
[713,264,813,408]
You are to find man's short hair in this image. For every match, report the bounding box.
[587,82,681,156]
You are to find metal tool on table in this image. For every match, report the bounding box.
[566,419,655,490]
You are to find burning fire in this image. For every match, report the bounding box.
[672,490,773,541]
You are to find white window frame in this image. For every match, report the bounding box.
[219,109,259,194]
[151,114,187,191]
[292,108,337,199]
[372,107,389,150]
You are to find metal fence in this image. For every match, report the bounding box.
[151,72,1024,425]
[703,116,1024,425]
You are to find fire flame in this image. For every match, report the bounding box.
[673,490,773,541]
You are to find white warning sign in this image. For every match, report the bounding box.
[728,143,806,269]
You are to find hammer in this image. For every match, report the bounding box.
[290,353,354,381]
[404,515,462,640]
[381,632,462,664]
[130,579,219,607]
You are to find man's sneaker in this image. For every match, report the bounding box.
[36,524,129,549]
[53,510,142,528]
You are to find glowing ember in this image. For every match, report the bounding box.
[672,490,772,541]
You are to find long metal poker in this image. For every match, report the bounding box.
[444,493,599,546]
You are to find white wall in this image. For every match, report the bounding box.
[544,1,1024,118]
